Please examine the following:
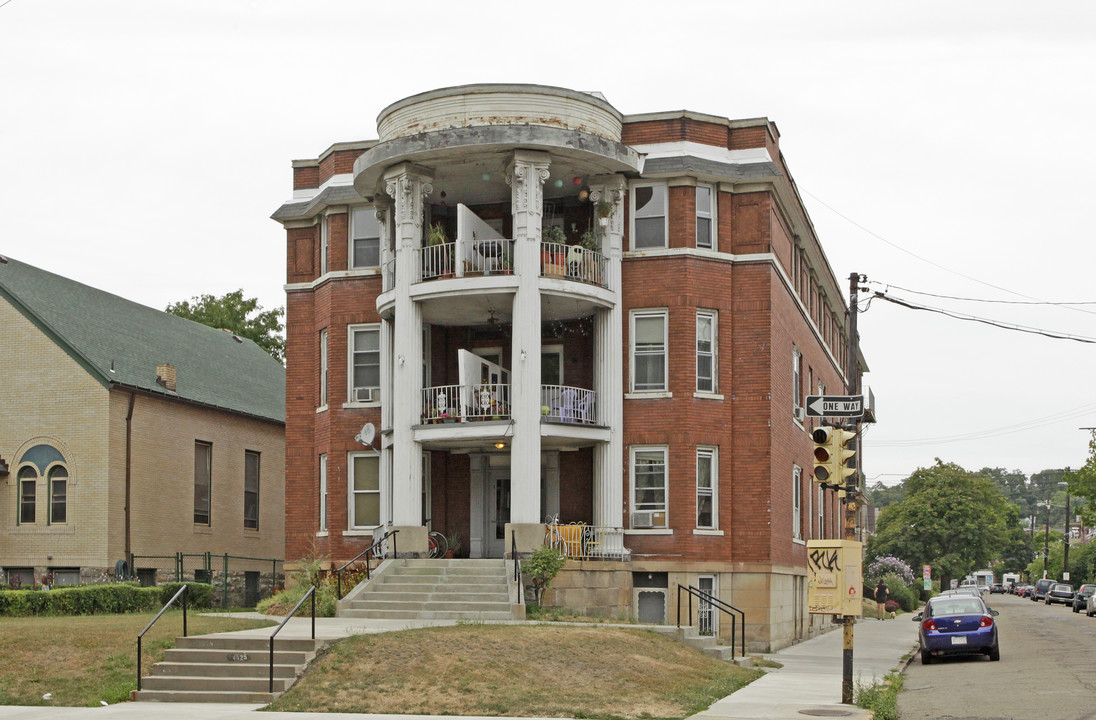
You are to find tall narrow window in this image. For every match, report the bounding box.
[318,454,327,533]
[349,454,381,529]
[49,466,68,525]
[319,215,328,276]
[194,441,212,525]
[351,206,382,268]
[632,184,667,249]
[696,185,714,249]
[632,311,667,392]
[696,447,717,529]
[18,466,36,525]
[792,349,803,415]
[792,465,802,540]
[244,451,260,530]
[319,329,328,408]
[631,447,668,528]
[349,325,380,403]
[696,311,716,393]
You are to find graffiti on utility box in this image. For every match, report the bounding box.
[806,540,863,617]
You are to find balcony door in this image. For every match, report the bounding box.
[485,468,510,558]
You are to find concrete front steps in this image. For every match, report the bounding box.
[339,558,524,621]
[132,635,325,703]
[651,625,754,667]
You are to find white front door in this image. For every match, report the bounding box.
[698,575,717,636]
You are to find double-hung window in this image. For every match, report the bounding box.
[319,329,328,408]
[244,451,260,530]
[792,465,803,540]
[18,467,35,524]
[696,185,715,249]
[696,311,717,393]
[49,466,67,525]
[351,206,381,269]
[632,310,667,392]
[631,183,667,249]
[194,441,212,526]
[319,215,328,276]
[696,447,717,529]
[631,447,668,528]
[349,325,380,403]
[348,453,381,529]
[318,454,327,533]
[792,349,803,416]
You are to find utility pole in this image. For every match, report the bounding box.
[1063,477,1071,579]
[840,272,864,705]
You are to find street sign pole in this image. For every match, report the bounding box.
[841,272,865,705]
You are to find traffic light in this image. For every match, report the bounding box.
[812,426,857,484]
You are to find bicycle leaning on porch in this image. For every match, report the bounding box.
[425,518,448,559]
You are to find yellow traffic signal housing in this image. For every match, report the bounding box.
[807,539,863,616]
[811,426,857,483]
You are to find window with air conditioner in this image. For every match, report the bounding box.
[630,446,668,529]
[349,324,380,404]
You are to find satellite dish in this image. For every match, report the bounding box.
[354,422,376,447]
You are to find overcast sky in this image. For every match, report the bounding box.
[3,0,1094,485]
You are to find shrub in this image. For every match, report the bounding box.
[866,557,915,586]
[526,546,566,605]
[158,582,213,609]
[0,582,170,616]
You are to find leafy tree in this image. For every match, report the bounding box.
[1066,431,1096,529]
[864,480,905,509]
[978,467,1035,518]
[166,290,285,363]
[866,460,1015,592]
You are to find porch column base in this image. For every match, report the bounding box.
[504,523,546,557]
[387,526,428,558]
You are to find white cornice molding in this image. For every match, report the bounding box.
[630,141,772,166]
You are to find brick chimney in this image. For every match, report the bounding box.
[156,363,177,392]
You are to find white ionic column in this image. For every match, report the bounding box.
[589,177,626,551]
[384,164,432,528]
[506,150,550,524]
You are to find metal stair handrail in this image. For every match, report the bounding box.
[136,584,188,691]
[335,528,399,599]
[676,584,746,660]
[269,585,316,693]
[511,530,523,605]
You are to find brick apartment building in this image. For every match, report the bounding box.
[272,84,864,651]
[0,258,286,600]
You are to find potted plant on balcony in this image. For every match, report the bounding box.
[426,224,452,278]
[577,231,603,284]
[541,226,566,276]
[444,532,463,559]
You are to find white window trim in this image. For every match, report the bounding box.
[630,181,669,251]
[792,465,803,542]
[792,348,802,417]
[630,309,668,393]
[696,310,717,394]
[319,214,329,276]
[696,184,716,249]
[630,445,669,529]
[542,343,564,385]
[348,451,383,530]
[318,329,328,412]
[317,454,327,535]
[346,323,381,407]
[350,204,381,270]
[696,446,717,530]
[817,484,825,540]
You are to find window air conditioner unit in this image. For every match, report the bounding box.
[793,406,806,422]
[632,511,655,528]
[355,387,375,403]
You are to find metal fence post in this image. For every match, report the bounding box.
[222,553,229,608]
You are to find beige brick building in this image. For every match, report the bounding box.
[0,257,285,599]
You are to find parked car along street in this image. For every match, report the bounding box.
[1072,584,1095,613]
[914,594,1001,664]
[1045,583,1075,606]
[1032,578,1057,602]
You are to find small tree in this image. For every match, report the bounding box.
[526,545,566,605]
[166,289,285,363]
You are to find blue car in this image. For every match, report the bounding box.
[914,595,1000,664]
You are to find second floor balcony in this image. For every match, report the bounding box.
[420,384,598,426]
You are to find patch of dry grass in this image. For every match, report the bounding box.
[266,624,760,719]
[0,612,275,707]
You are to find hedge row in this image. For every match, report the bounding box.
[0,582,213,617]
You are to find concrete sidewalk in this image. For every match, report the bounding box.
[0,615,918,720]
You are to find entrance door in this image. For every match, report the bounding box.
[485,471,510,557]
[698,575,717,636]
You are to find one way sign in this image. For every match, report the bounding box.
[805,395,864,418]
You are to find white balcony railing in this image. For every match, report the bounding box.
[541,385,596,424]
[545,520,628,560]
[414,238,515,283]
[540,242,607,288]
[421,383,511,424]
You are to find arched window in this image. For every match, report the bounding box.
[18,466,36,524]
[49,466,68,524]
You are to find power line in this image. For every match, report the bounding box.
[872,291,1096,344]
[866,281,1096,312]
[871,401,1096,447]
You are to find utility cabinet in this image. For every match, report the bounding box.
[806,539,863,616]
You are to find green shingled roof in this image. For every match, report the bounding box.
[0,256,285,424]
